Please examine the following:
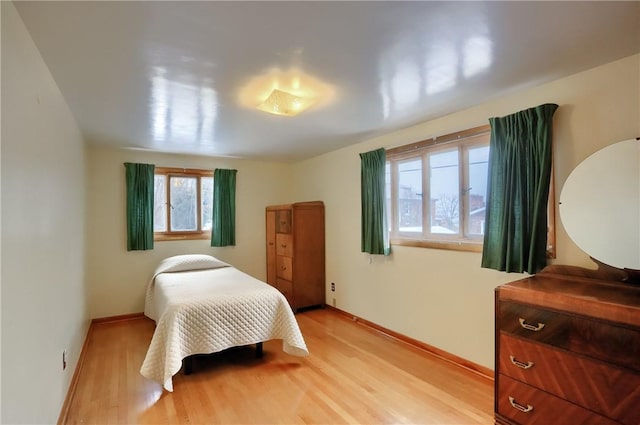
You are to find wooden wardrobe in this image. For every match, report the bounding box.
[266,201,325,311]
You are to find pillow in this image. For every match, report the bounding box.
[153,254,229,276]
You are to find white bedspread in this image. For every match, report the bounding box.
[140,255,308,391]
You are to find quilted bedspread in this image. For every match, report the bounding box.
[140,255,309,391]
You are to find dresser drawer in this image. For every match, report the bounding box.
[276,256,292,281]
[500,332,640,425]
[497,375,619,425]
[276,233,293,257]
[276,278,293,303]
[276,210,291,233]
[500,301,640,371]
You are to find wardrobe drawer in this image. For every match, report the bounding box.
[500,301,640,371]
[276,278,293,303]
[500,333,640,424]
[497,375,619,425]
[276,210,291,234]
[276,256,292,281]
[276,233,293,257]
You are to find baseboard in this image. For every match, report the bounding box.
[56,322,93,425]
[324,304,494,381]
[91,312,146,324]
[57,313,146,424]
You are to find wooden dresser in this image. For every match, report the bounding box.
[266,201,325,311]
[495,269,640,425]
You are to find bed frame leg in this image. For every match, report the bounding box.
[183,356,193,375]
[256,342,263,358]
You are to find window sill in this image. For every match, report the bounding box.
[155,232,211,242]
[390,238,556,258]
[390,238,483,253]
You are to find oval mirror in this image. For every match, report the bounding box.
[559,138,640,270]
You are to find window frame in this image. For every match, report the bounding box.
[386,125,556,255]
[154,167,213,242]
[387,125,491,252]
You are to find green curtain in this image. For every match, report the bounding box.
[481,103,558,273]
[360,148,390,255]
[211,168,237,247]
[124,162,155,251]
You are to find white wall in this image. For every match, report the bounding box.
[1,2,89,423]
[292,54,640,370]
[86,146,293,318]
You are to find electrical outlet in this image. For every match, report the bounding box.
[63,349,67,371]
[331,282,335,292]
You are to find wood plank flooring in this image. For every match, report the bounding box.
[63,308,494,424]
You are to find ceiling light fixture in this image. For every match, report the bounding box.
[256,88,316,117]
[238,68,335,118]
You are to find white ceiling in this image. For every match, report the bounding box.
[14,1,640,162]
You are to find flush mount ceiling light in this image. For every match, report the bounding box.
[256,88,315,117]
[238,68,335,117]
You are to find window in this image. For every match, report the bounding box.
[386,125,556,254]
[154,167,213,241]
[386,126,491,252]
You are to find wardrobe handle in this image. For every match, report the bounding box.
[509,355,534,369]
[519,318,545,332]
[508,396,534,413]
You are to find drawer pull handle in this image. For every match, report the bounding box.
[509,355,534,369]
[280,244,287,248]
[508,396,534,413]
[519,318,545,332]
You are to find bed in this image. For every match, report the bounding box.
[140,254,309,391]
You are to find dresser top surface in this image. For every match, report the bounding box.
[499,273,640,327]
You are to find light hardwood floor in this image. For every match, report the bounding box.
[63,308,494,424]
